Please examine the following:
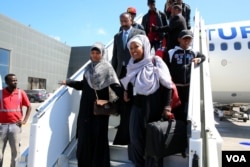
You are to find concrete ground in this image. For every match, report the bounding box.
[214,112,250,151]
[2,104,250,166]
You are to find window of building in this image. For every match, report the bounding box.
[234,42,241,50]
[209,43,215,51]
[221,43,228,51]
[27,77,46,90]
[0,48,10,87]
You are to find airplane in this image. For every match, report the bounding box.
[206,20,250,121]
[207,20,250,104]
[14,12,250,166]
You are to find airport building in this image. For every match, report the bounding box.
[0,14,90,92]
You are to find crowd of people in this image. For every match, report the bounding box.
[0,1,206,167]
[61,0,205,167]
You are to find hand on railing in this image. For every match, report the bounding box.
[192,58,202,65]
[58,80,66,85]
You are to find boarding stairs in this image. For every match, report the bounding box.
[16,10,222,167]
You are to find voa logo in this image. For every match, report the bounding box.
[226,155,247,163]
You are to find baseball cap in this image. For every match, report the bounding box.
[178,30,193,38]
[127,7,136,14]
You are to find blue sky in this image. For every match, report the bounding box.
[1,0,249,47]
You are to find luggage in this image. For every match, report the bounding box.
[145,119,187,160]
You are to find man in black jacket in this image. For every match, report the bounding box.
[112,12,145,79]
[176,0,191,29]
[142,0,168,51]
[165,0,191,29]
[153,4,187,51]
[112,12,145,146]
[118,7,145,32]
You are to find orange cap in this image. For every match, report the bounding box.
[127,7,136,14]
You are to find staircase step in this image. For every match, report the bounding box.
[68,157,77,167]
[111,161,134,167]
[164,154,189,166]
[108,125,117,142]
[109,115,120,126]
[68,153,188,167]
[64,114,189,167]
[67,142,132,166]
[109,142,131,163]
[68,158,134,167]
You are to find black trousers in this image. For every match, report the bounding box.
[129,105,163,167]
[172,85,190,122]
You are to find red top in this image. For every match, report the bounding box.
[0,88,30,123]
[147,11,160,42]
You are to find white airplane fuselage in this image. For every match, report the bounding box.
[207,20,250,104]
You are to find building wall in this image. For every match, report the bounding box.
[68,46,91,78]
[0,14,72,92]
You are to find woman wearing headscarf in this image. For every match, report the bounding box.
[61,42,122,167]
[120,34,173,167]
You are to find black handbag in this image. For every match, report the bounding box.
[145,119,187,160]
[93,87,118,115]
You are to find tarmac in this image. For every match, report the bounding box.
[214,112,250,151]
[2,103,250,166]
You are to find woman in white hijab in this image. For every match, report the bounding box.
[120,34,173,167]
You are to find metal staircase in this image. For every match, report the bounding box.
[16,10,222,167]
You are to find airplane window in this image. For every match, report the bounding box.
[248,41,250,49]
[221,43,228,51]
[209,43,215,51]
[234,42,241,50]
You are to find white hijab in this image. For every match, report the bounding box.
[120,35,172,95]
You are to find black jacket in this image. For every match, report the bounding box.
[165,3,191,29]
[155,14,187,51]
[119,23,145,32]
[112,27,145,78]
[142,9,168,41]
[166,46,206,84]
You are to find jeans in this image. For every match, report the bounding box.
[0,124,21,167]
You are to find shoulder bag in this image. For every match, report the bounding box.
[93,87,118,115]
